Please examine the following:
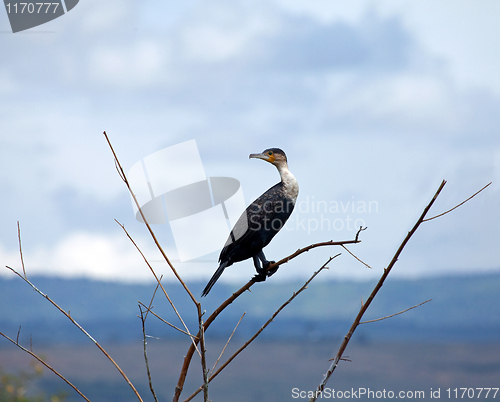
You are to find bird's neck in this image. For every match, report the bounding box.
[277,164,299,203]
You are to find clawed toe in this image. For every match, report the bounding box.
[251,272,267,282]
[252,259,279,283]
[264,261,278,277]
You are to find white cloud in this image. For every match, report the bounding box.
[1,232,165,283]
[332,73,457,131]
[78,0,136,34]
[1,0,499,283]
[0,69,17,94]
[178,1,280,63]
[89,41,168,88]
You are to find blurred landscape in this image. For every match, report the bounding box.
[2,1,500,401]
[1,273,500,401]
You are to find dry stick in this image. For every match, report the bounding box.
[173,234,363,402]
[184,255,340,402]
[116,220,200,356]
[0,331,91,402]
[341,244,372,269]
[105,131,207,394]
[17,221,27,279]
[138,302,196,338]
[4,266,144,402]
[103,131,198,306]
[308,180,449,402]
[359,299,432,324]
[273,227,365,269]
[198,312,210,402]
[210,312,246,375]
[143,275,163,321]
[423,182,492,222]
[139,305,159,402]
[139,279,163,402]
[105,131,276,396]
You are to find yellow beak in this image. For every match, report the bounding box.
[249,152,275,163]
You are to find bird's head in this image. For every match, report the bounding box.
[249,148,288,167]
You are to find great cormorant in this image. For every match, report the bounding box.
[201,148,299,296]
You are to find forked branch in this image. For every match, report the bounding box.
[104,131,198,306]
[173,231,363,402]
[423,182,491,221]
[309,179,491,401]
[359,299,432,324]
[184,254,340,402]
[116,219,199,355]
[5,266,144,402]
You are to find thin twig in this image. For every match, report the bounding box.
[116,220,199,356]
[183,255,339,402]
[198,310,209,402]
[140,279,162,402]
[360,299,432,324]
[138,302,197,339]
[269,227,365,273]
[143,276,163,321]
[103,131,198,306]
[210,312,246,375]
[308,180,447,402]
[139,305,159,402]
[341,244,372,269]
[423,182,491,222]
[0,330,91,401]
[173,232,363,402]
[17,221,27,279]
[5,266,144,402]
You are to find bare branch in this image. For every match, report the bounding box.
[309,180,447,402]
[210,312,246,375]
[0,330,91,402]
[139,305,159,402]
[341,244,372,269]
[116,220,199,354]
[268,233,363,274]
[138,302,198,340]
[5,265,144,402]
[103,131,198,306]
[354,226,367,241]
[423,182,491,222]
[139,279,163,402]
[17,221,27,279]
[184,255,339,402]
[173,231,363,402]
[198,311,209,402]
[360,299,432,324]
[143,275,163,321]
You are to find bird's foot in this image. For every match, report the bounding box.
[251,270,267,282]
[252,261,278,282]
[264,260,278,277]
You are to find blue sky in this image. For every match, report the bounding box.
[1,0,499,284]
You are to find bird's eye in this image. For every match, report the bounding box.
[268,151,273,156]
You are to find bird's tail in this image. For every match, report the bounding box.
[201,261,228,297]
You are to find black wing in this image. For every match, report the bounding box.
[219,182,294,265]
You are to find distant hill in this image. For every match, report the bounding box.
[1,272,500,346]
